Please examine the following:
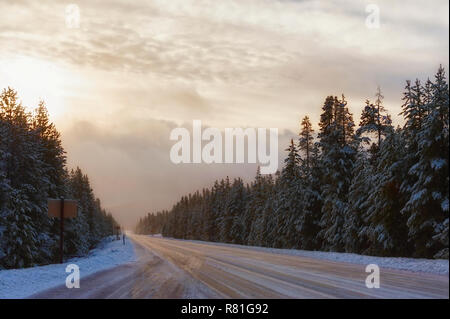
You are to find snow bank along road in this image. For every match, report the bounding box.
[32,234,449,299]
[0,237,136,299]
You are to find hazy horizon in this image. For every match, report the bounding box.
[1,0,448,228]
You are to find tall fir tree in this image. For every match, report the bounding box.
[357,87,392,160]
[299,116,314,171]
[318,95,356,251]
[402,66,449,258]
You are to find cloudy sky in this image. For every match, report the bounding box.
[0,0,448,227]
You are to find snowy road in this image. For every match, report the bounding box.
[32,234,449,299]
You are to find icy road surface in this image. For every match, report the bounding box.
[32,234,449,299]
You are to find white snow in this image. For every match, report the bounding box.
[165,237,449,275]
[431,158,446,170]
[442,198,449,212]
[0,236,136,299]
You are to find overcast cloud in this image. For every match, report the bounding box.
[1,0,448,227]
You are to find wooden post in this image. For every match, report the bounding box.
[48,198,77,264]
[60,198,64,264]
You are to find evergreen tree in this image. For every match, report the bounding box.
[0,87,46,267]
[357,87,392,158]
[318,95,356,251]
[227,178,247,244]
[343,150,371,253]
[362,128,411,256]
[269,140,301,248]
[137,66,448,260]
[401,79,426,133]
[0,88,116,267]
[299,116,314,170]
[246,168,272,246]
[402,66,449,258]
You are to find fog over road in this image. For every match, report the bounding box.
[32,235,449,299]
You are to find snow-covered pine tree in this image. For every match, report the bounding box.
[135,67,448,259]
[343,149,370,254]
[198,188,212,241]
[1,88,117,267]
[65,167,92,257]
[187,192,202,240]
[30,101,69,262]
[361,128,411,256]
[0,88,52,267]
[402,66,449,258]
[253,182,270,247]
[247,168,273,246]
[318,95,356,252]
[242,168,261,245]
[270,139,302,248]
[345,88,394,253]
[401,79,426,134]
[32,101,67,198]
[227,178,247,244]
[357,87,392,161]
[299,116,314,171]
[218,177,234,243]
[0,115,11,266]
[297,117,321,250]
[261,171,280,247]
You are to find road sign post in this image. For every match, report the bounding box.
[48,198,78,263]
[115,226,121,241]
[60,198,64,264]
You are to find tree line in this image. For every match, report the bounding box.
[136,66,449,259]
[0,88,118,269]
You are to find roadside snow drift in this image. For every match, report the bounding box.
[0,237,136,299]
[174,238,449,275]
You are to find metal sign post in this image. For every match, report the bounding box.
[48,198,78,263]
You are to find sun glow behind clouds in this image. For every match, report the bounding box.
[0,55,83,119]
[0,0,448,227]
